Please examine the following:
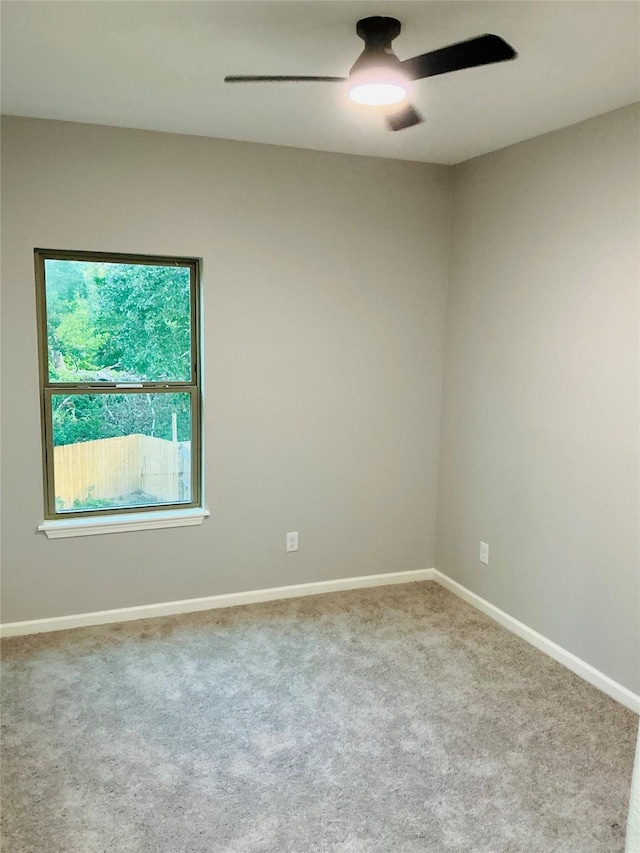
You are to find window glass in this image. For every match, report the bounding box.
[36,251,200,519]
[44,260,192,383]
[51,392,193,512]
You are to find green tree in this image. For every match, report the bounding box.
[52,393,191,447]
[45,260,102,379]
[95,263,191,381]
[46,260,193,445]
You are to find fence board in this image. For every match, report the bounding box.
[54,434,183,509]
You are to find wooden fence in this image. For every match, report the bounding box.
[54,434,186,510]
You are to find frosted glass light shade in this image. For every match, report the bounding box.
[348,67,409,106]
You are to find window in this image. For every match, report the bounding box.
[35,249,202,524]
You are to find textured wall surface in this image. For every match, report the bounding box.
[436,105,640,693]
[0,117,450,622]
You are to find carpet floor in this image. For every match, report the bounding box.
[1,582,637,853]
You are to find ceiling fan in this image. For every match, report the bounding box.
[225,16,517,131]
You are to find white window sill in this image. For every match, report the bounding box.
[38,507,210,539]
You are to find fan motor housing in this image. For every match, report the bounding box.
[356,17,401,47]
[351,17,403,76]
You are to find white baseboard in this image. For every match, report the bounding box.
[0,568,434,638]
[3,565,637,715]
[432,569,640,715]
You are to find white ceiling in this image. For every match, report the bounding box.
[1,1,638,165]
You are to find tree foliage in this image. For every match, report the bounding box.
[45,260,193,446]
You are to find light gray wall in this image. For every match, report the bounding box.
[0,116,451,623]
[435,105,640,693]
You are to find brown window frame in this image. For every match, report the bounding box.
[35,248,202,520]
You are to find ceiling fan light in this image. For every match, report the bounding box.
[348,67,409,106]
[349,83,407,106]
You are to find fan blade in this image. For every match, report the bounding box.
[386,104,424,132]
[225,75,346,83]
[400,34,516,81]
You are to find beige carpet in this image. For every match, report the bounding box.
[1,582,637,852]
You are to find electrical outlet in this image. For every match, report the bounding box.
[480,541,489,565]
[286,532,299,552]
